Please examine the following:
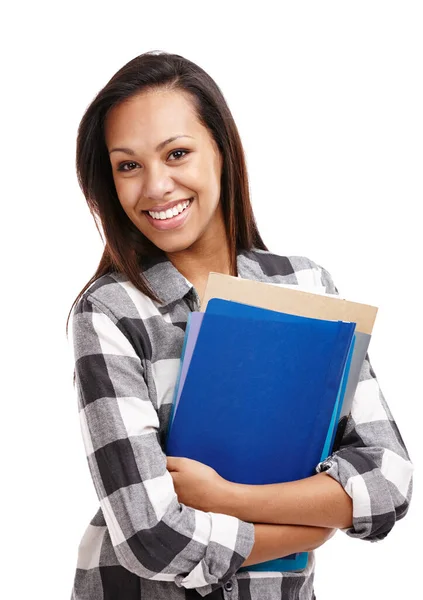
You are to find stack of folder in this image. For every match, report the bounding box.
[165,272,378,573]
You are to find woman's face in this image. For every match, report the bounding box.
[105,88,224,255]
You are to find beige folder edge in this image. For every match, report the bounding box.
[201,272,378,335]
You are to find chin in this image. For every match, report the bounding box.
[145,231,199,255]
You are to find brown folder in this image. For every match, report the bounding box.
[201,272,378,335]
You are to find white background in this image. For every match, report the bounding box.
[2,1,421,598]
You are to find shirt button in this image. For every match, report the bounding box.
[224,582,233,592]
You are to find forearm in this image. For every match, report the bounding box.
[224,472,353,529]
[241,523,335,568]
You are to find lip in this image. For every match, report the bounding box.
[144,197,192,213]
[144,198,193,231]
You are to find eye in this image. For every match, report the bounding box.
[117,161,139,172]
[168,149,189,161]
[116,149,189,172]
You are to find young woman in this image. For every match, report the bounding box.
[67,51,413,600]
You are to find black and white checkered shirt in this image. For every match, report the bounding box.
[69,248,413,600]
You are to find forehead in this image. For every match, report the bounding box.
[104,89,204,147]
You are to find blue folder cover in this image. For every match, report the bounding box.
[166,302,355,572]
[201,299,356,463]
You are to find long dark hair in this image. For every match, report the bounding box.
[66,50,267,336]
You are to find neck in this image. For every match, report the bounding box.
[166,207,236,285]
[167,238,233,283]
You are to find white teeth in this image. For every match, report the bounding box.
[148,199,191,220]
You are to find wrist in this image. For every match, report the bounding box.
[221,481,289,524]
[219,481,250,519]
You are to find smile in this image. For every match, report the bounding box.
[144,198,193,231]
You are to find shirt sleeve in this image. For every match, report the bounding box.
[314,265,414,541]
[71,293,255,596]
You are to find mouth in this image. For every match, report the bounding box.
[143,197,194,231]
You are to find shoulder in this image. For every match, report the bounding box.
[242,248,338,293]
[73,271,158,324]
[71,272,159,363]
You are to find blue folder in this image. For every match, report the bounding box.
[204,299,356,464]
[166,301,355,572]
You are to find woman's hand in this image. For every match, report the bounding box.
[167,456,229,512]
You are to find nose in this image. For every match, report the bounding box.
[142,162,174,202]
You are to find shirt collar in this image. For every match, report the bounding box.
[140,249,260,308]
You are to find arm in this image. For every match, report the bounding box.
[241,524,336,568]
[167,457,351,528]
[220,471,353,529]
[71,293,254,597]
[316,265,413,540]
[167,458,337,565]
[314,265,414,541]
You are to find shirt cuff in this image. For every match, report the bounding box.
[175,516,255,596]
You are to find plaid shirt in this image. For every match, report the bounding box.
[69,248,413,600]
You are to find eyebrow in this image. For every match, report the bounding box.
[109,135,194,155]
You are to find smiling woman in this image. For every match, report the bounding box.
[66,50,413,600]
[104,88,225,257]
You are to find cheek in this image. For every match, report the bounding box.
[194,164,221,204]
[115,179,140,210]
